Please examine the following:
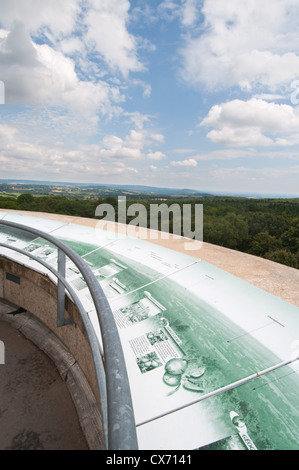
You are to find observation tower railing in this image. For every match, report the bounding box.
[0,220,138,450]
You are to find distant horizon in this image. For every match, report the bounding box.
[1,2,299,196]
[1,178,298,199]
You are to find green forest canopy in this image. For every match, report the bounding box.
[0,192,299,269]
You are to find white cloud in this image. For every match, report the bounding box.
[147,151,167,161]
[171,158,198,167]
[85,0,144,77]
[181,0,199,27]
[0,123,18,141]
[206,127,272,147]
[180,0,299,91]
[131,79,152,98]
[253,93,285,102]
[200,98,299,147]
[0,0,80,37]
[100,128,166,161]
[124,112,151,130]
[0,23,122,120]
[0,0,147,121]
[0,0,146,78]
[60,37,84,55]
[158,1,180,20]
[150,133,165,143]
[0,97,167,182]
[159,0,200,27]
[0,122,143,181]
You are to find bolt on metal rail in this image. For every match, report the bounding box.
[0,220,138,450]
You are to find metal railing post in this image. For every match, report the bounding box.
[57,248,65,327]
[57,248,74,327]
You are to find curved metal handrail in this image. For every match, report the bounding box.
[0,219,138,450]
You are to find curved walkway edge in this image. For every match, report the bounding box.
[1,209,298,308]
[0,298,104,450]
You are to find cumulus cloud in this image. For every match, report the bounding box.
[0,0,145,78]
[85,0,144,77]
[100,129,166,161]
[0,0,146,120]
[171,158,198,167]
[0,23,123,120]
[200,98,299,147]
[0,0,80,37]
[180,0,299,91]
[147,151,167,161]
[0,121,147,181]
[100,130,144,160]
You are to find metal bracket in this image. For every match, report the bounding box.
[57,249,75,328]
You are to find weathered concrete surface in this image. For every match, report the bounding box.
[0,298,106,450]
[0,300,89,450]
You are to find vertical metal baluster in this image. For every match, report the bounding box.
[57,248,66,327]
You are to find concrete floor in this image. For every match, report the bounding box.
[0,301,88,450]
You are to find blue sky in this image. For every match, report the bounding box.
[1,0,299,195]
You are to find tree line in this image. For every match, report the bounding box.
[0,193,299,269]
